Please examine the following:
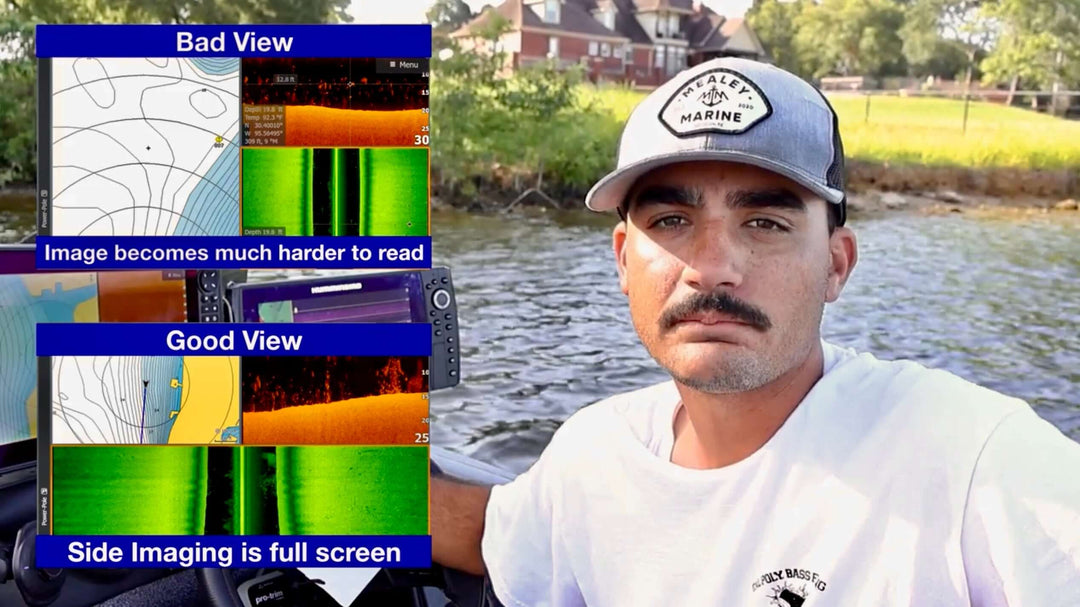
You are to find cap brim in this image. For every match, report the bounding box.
[584,150,845,213]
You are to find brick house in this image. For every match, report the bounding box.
[451,0,770,87]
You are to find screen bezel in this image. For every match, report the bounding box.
[0,245,194,482]
[229,269,429,324]
[0,245,45,482]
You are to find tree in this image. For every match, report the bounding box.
[17,0,352,25]
[900,0,971,79]
[0,4,36,187]
[427,0,473,32]
[981,0,1080,108]
[794,0,907,80]
[933,0,995,91]
[746,0,811,79]
[430,11,603,203]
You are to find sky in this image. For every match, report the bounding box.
[346,0,754,24]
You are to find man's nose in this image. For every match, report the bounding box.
[681,221,745,292]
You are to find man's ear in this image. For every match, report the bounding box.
[613,220,629,295]
[825,226,857,302]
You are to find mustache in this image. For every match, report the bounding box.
[659,292,772,331]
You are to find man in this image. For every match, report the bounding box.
[431,58,1080,606]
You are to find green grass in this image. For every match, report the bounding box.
[577,86,1080,171]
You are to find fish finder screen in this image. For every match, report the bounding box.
[0,249,188,448]
[235,271,426,324]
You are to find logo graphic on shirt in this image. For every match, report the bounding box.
[751,568,827,606]
[658,68,772,137]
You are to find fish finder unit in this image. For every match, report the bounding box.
[227,267,461,390]
[0,245,222,489]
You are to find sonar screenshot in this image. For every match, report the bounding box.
[5,25,444,606]
[40,49,429,238]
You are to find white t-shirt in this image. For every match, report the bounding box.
[481,341,1080,606]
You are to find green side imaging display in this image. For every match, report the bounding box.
[52,446,209,535]
[51,445,429,536]
[241,147,429,236]
[276,445,428,535]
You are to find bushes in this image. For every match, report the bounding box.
[429,26,628,205]
[0,13,36,188]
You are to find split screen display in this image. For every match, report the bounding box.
[24,44,436,546]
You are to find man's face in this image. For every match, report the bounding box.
[613,161,857,394]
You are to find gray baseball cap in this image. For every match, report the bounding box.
[585,57,847,225]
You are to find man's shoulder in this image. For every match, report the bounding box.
[821,341,1034,447]
[826,341,1026,410]
[545,380,678,453]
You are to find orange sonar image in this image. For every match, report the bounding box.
[282,105,428,147]
[241,356,428,446]
[241,57,429,148]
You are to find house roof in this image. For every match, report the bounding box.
[686,4,723,48]
[611,0,653,44]
[454,0,627,40]
[687,5,759,54]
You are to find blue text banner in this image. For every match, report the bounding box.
[37,323,433,357]
[38,535,433,568]
[35,236,431,270]
[36,24,432,58]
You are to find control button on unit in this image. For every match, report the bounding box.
[432,289,451,310]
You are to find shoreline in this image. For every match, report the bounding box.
[3,160,1079,239]
[431,161,1080,217]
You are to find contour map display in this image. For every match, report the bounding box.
[51,356,240,445]
[50,57,240,236]
[0,274,98,444]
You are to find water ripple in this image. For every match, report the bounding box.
[430,209,1080,473]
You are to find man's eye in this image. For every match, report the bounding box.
[652,216,688,229]
[746,218,787,231]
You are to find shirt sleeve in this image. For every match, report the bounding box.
[481,423,586,607]
[962,409,1080,606]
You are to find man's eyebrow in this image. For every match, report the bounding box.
[726,188,806,212]
[628,185,703,211]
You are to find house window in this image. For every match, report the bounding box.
[601,43,611,57]
[603,7,615,30]
[656,12,667,37]
[666,45,679,74]
[613,45,623,59]
[548,36,559,58]
[544,0,560,24]
[624,45,633,64]
[654,45,664,68]
[669,14,680,37]
[588,41,599,56]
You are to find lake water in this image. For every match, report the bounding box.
[426,208,1080,474]
[2,199,1078,474]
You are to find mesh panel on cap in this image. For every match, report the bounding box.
[812,87,847,226]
